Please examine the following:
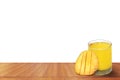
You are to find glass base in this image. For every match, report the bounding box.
[95,67,112,76]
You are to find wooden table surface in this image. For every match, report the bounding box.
[0,63,119,80]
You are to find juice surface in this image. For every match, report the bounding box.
[89,42,112,70]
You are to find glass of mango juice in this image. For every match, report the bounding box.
[88,39,112,75]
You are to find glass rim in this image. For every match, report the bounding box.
[88,39,112,50]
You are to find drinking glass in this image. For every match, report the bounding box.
[88,39,112,75]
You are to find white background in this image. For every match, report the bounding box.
[0,0,120,62]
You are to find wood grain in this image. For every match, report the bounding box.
[0,63,119,80]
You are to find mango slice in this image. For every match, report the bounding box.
[75,50,98,75]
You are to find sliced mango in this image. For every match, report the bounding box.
[75,50,98,75]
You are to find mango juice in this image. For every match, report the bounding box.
[88,41,112,71]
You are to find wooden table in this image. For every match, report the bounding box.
[0,63,119,80]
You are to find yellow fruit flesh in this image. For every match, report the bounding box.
[75,50,98,75]
[85,51,91,75]
[89,42,112,70]
[80,51,86,75]
[75,53,83,74]
[90,52,98,74]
